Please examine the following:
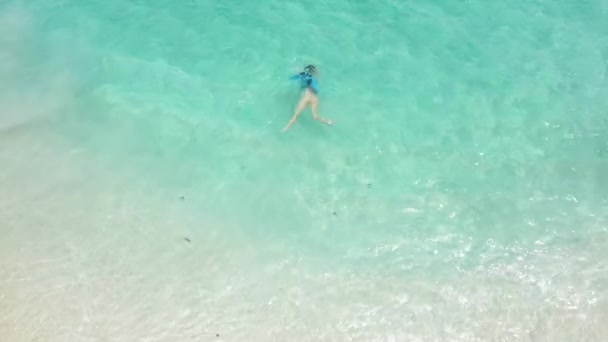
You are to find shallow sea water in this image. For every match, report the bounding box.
[1,0,607,341]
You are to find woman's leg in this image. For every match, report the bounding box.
[310,97,332,126]
[293,93,310,118]
[282,92,310,132]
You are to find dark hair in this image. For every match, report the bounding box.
[304,64,317,74]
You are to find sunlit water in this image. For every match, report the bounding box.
[1,1,607,341]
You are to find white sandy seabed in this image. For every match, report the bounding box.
[1,94,607,342]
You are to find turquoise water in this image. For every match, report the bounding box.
[1,0,607,340]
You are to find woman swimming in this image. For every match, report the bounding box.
[281,65,333,132]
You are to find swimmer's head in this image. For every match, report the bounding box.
[304,64,317,75]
